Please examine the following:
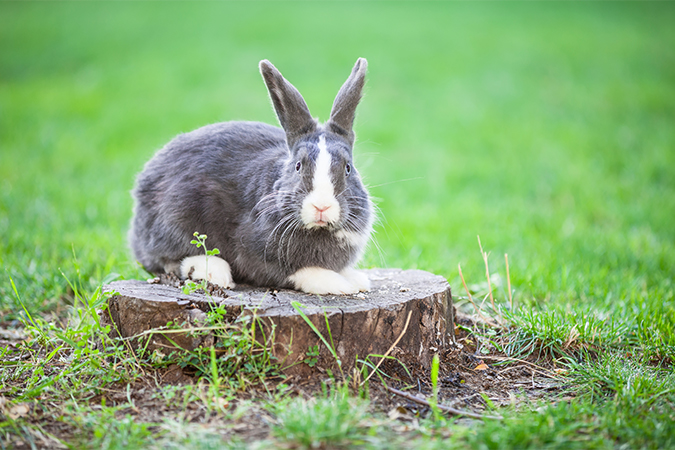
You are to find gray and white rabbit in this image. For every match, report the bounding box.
[129,58,374,295]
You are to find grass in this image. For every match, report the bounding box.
[1,1,674,449]
[272,385,372,448]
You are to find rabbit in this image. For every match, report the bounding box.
[128,58,374,295]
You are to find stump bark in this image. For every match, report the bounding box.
[102,268,453,376]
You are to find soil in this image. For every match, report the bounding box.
[1,283,565,448]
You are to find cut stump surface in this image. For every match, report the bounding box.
[102,268,454,376]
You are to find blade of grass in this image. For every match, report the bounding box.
[361,310,412,385]
[290,301,342,373]
[505,253,513,311]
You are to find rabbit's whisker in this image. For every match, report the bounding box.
[251,191,296,224]
[365,177,424,189]
[282,219,302,269]
[264,213,296,263]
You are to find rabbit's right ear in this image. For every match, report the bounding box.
[260,60,317,149]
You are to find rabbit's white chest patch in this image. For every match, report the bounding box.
[301,134,340,228]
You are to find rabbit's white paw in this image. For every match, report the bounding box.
[340,268,370,292]
[180,255,235,288]
[288,267,359,295]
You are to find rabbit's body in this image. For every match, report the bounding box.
[129,59,373,294]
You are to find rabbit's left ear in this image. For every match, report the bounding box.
[327,58,368,145]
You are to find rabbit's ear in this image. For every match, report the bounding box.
[260,60,317,149]
[327,58,367,145]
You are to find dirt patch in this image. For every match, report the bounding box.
[1,299,564,448]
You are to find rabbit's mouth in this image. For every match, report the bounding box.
[306,217,332,229]
[304,214,341,231]
[301,198,341,229]
[313,209,334,227]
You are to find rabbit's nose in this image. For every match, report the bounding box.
[313,204,331,213]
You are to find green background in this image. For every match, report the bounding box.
[1,1,673,321]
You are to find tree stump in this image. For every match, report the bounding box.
[102,268,454,376]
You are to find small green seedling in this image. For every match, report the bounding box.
[182,232,221,295]
[304,345,320,368]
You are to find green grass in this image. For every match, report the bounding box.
[1,1,674,449]
[272,385,372,448]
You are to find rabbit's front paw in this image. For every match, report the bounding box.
[180,255,235,289]
[288,267,359,295]
[340,268,370,292]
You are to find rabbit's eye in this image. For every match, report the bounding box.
[295,161,302,172]
[345,163,352,177]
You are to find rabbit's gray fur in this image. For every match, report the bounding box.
[129,58,373,292]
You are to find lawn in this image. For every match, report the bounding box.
[1,1,674,449]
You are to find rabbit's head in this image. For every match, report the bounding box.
[259,59,372,240]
